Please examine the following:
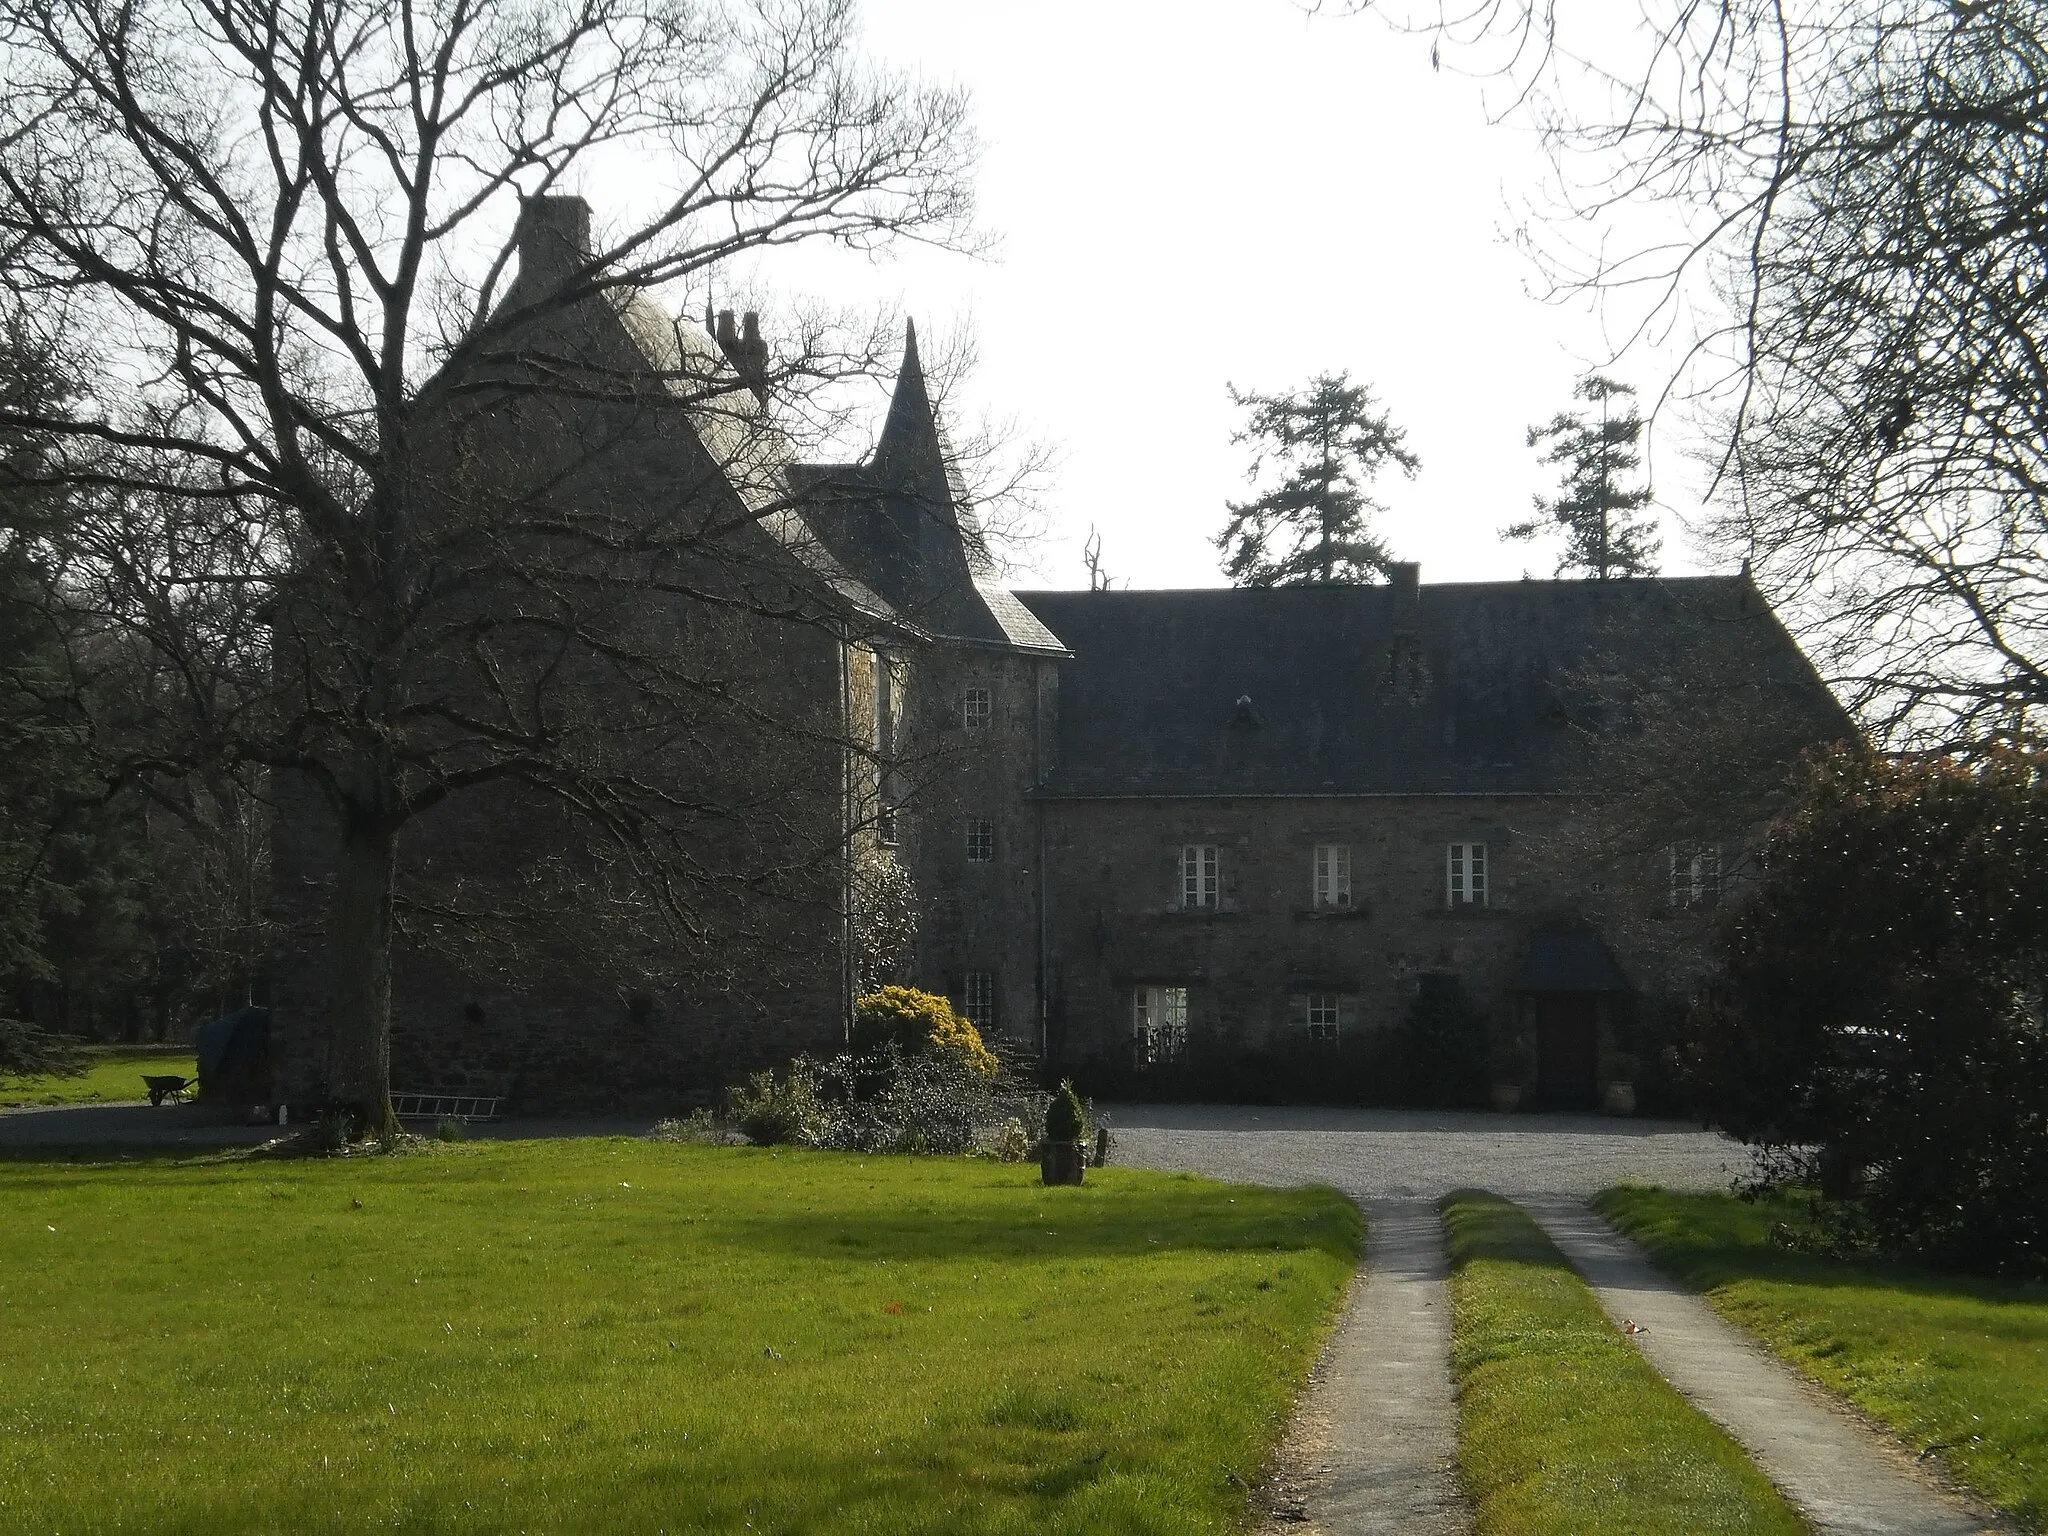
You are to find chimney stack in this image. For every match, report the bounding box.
[715,307,771,401]
[513,194,592,292]
[1388,561,1421,601]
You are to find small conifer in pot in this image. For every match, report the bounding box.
[1041,1080,1087,1186]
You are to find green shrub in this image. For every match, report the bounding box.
[725,1040,1048,1157]
[1401,972,1489,1108]
[646,1109,738,1145]
[985,1117,1032,1163]
[727,1061,827,1147]
[435,1117,469,1142]
[1699,747,2048,1274]
[0,1017,83,1078]
[314,1107,360,1154]
[851,986,997,1077]
[1044,1080,1085,1143]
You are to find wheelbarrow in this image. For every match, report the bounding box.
[143,1074,194,1106]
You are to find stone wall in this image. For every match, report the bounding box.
[1037,792,1718,1103]
[266,270,855,1116]
[888,644,1059,1053]
[268,616,851,1115]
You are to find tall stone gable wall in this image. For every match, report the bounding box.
[268,292,851,1115]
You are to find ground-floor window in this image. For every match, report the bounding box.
[1133,985,1189,1066]
[1304,992,1341,1041]
[1290,991,1356,1042]
[961,971,995,1030]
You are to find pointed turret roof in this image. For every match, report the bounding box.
[790,323,1064,654]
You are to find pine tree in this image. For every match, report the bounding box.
[1215,372,1419,586]
[1509,374,1659,580]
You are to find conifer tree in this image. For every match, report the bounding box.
[1215,372,1419,586]
[1509,374,1659,580]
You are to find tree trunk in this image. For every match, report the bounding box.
[325,821,399,1137]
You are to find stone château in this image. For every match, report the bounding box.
[270,197,1848,1115]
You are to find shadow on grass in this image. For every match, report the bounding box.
[730,1177,1361,1266]
[1441,1185,1569,1276]
[0,1145,1364,1269]
[1595,1186,2048,1309]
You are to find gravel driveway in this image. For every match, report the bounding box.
[1101,1103,1753,1201]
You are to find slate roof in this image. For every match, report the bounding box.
[1014,577,1846,797]
[793,325,1067,655]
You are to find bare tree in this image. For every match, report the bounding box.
[1082,524,1113,591]
[0,0,978,1127]
[1386,1,2048,749]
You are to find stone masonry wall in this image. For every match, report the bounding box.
[1039,793,1717,1102]
[890,645,1058,1052]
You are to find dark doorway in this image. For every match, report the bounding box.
[1533,994,1599,1111]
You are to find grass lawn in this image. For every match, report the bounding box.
[1441,1189,1802,1536]
[1597,1185,2048,1532]
[0,1045,198,1108]
[0,1139,1358,1534]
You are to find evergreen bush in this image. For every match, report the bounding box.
[1400,973,1490,1108]
[727,1061,827,1146]
[851,986,998,1077]
[726,1045,1047,1157]
[1044,1079,1085,1143]
[0,1016,83,1078]
[1698,747,2048,1275]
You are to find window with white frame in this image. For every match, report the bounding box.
[962,971,995,1030]
[1313,844,1353,908]
[1447,842,1488,906]
[1133,985,1189,1065]
[1179,844,1220,909]
[965,818,995,863]
[877,804,899,847]
[1669,843,1722,910]
[1303,992,1342,1042]
[962,686,992,730]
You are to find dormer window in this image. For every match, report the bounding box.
[1313,844,1352,908]
[963,687,992,730]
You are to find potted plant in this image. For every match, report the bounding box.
[1600,1049,1639,1117]
[1041,1080,1087,1186]
[1488,1029,1533,1113]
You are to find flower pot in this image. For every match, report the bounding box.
[1602,1081,1637,1117]
[1040,1139,1086,1186]
[1489,1083,1523,1114]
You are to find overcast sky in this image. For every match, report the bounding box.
[765,1,1717,591]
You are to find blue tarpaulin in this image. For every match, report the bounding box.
[196,1007,271,1097]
